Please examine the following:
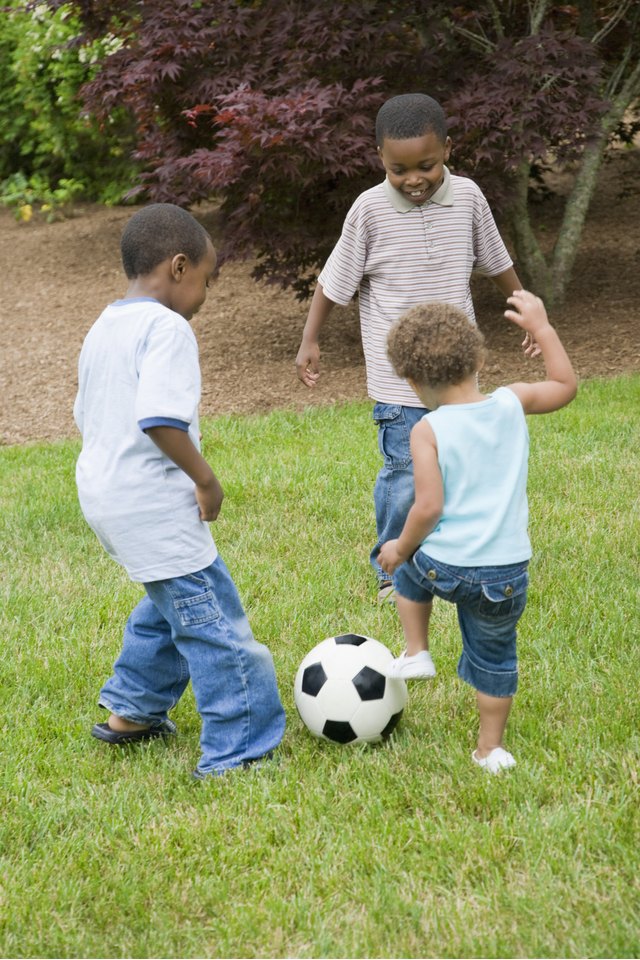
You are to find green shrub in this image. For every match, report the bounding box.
[0,171,86,222]
[0,1,137,203]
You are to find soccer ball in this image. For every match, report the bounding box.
[294,634,408,744]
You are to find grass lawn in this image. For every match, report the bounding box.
[0,375,638,959]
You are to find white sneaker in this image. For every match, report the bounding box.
[385,650,436,679]
[472,747,516,773]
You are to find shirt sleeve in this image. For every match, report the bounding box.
[318,209,368,305]
[472,190,513,277]
[135,316,201,426]
[138,417,190,432]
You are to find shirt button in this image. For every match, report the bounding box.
[427,569,437,580]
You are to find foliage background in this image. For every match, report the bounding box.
[41,0,640,301]
[0,1,136,209]
[2,1,639,298]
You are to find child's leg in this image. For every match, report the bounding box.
[395,594,433,655]
[385,594,436,679]
[475,691,513,758]
[370,403,428,588]
[98,593,190,729]
[456,563,528,770]
[144,555,285,777]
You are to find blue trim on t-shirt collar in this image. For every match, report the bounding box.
[112,297,162,305]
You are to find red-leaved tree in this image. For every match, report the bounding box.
[52,0,640,303]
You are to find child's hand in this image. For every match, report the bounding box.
[378,539,404,575]
[295,339,321,388]
[196,474,224,522]
[506,291,550,351]
[521,331,542,358]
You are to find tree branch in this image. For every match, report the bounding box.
[528,0,550,34]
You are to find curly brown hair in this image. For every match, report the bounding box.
[386,302,485,387]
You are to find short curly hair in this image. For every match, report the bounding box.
[375,93,447,146]
[386,302,485,387]
[121,203,210,279]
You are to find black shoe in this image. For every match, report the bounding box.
[91,720,177,744]
[377,580,395,602]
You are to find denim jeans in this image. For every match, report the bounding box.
[98,555,286,775]
[371,403,429,583]
[394,551,529,697]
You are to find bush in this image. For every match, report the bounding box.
[0,1,137,203]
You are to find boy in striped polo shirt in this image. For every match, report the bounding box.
[295,93,529,600]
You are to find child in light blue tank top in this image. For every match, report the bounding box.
[378,292,577,773]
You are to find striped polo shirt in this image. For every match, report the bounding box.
[318,167,513,406]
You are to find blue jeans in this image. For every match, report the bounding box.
[371,403,429,583]
[394,551,529,697]
[98,555,286,776]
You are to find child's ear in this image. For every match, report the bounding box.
[170,253,187,281]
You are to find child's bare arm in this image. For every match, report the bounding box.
[145,426,224,521]
[295,284,336,387]
[378,420,443,574]
[491,266,521,301]
[504,290,577,414]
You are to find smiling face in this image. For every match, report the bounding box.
[378,131,452,206]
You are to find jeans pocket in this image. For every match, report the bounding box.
[173,589,220,627]
[413,555,461,600]
[373,404,409,467]
[184,571,209,587]
[477,571,528,618]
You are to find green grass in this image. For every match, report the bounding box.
[0,376,638,959]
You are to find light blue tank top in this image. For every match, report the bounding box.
[419,387,532,566]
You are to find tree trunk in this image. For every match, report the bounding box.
[508,159,553,303]
[549,132,608,305]
[550,56,640,305]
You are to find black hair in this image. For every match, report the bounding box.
[121,203,210,279]
[375,93,447,146]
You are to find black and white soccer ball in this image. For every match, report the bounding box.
[294,634,408,744]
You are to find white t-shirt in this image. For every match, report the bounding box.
[318,168,513,406]
[74,297,217,582]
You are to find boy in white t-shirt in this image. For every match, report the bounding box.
[378,292,576,773]
[74,203,285,778]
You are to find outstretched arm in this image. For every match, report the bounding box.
[295,284,336,387]
[504,290,577,415]
[145,426,224,521]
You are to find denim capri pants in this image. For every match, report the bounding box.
[393,551,529,698]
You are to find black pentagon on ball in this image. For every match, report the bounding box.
[380,709,404,739]
[301,662,327,697]
[352,665,386,701]
[323,719,358,743]
[334,633,368,646]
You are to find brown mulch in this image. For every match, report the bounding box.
[1,145,639,447]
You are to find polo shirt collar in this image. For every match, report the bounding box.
[383,166,454,213]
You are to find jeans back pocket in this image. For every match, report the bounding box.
[477,571,528,618]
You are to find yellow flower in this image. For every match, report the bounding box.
[41,203,52,213]
[19,204,33,222]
